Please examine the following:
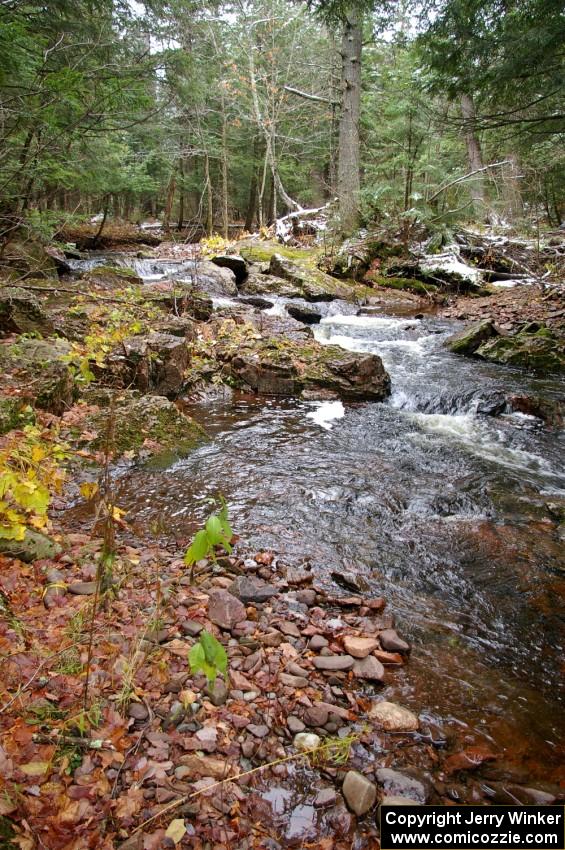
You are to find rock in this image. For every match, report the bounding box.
[375,768,427,803]
[343,636,379,658]
[269,254,349,302]
[446,320,497,355]
[162,701,185,731]
[369,701,419,732]
[238,295,275,309]
[229,670,255,691]
[229,576,278,604]
[476,328,565,374]
[68,581,97,595]
[0,286,55,336]
[287,716,306,733]
[352,656,385,682]
[379,629,410,654]
[331,570,369,593]
[193,260,238,297]
[176,754,230,779]
[128,702,149,721]
[0,338,76,415]
[342,770,377,816]
[0,530,63,564]
[247,724,269,738]
[259,630,283,647]
[285,567,313,585]
[82,265,142,290]
[211,254,248,285]
[309,635,329,651]
[507,394,564,426]
[279,673,309,688]
[313,655,355,672]
[304,706,329,727]
[286,304,322,325]
[505,786,557,805]
[443,746,496,775]
[278,620,301,638]
[206,681,228,706]
[180,619,204,637]
[314,787,337,808]
[108,332,189,398]
[85,391,207,459]
[293,732,321,752]
[208,590,246,630]
[295,589,317,606]
[377,796,422,822]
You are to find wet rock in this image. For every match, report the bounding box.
[286,304,322,325]
[82,265,142,289]
[505,786,557,805]
[293,732,321,752]
[377,796,422,823]
[353,656,385,682]
[309,635,329,651]
[375,768,427,803]
[507,394,564,426]
[211,254,248,285]
[208,589,246,630]
[269,254,351,302]
[68,581,97,595]
[446,320,497,355]
[369,701,419,732]
[342,770,377,816]
[180,619,204,637]
[162,700,185,731]
[229,576,278,604]
[331,570,369,593]
[304,706,329,727]
[239,295,275,309]
[1,530,62,565]
[443,745,496,775]
[314,787,337,808]
[313,655,355,672]
[379,628,410,654]
[287,716,305,734]
[109,332,189,398]
[343,636,379,658]
[476,327,565,374]
[193,260,238,297]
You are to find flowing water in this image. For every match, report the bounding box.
[76,253,565,785]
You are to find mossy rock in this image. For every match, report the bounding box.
[85,393,208,459]
[476,331,565,374]
[82,266,143,289]
[0,286,55,336]
[0,396,35,435]
[0,338,77,414]
[238,239,320,266]
[0,529,62,563]
[446,320,497,355]
[366,275,437,296]
[268,254,357,302]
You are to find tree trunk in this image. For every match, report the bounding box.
[163,174,176,234]
[220,89,229,240]
[245,137,260,232]
[204,153,213,237]
[460,93,487,217]
[337,5,362,234]
[177,157,185,230]
[501,153,523,223]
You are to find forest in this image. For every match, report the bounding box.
[0,2,564,849]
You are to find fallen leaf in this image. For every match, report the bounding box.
[165,819,187,844]
[20,761,50,776]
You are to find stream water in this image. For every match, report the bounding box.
[77,254,565,789]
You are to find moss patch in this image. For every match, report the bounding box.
[365,275,437,295]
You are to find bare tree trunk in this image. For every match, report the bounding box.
[220,89,229,240]
[204,153,213,237]
[337,5,362,234]
[177,157,185,230]
[245,137,260,232]
[502,153,523,223]
[460,93,487,217]
[163,174,176,234]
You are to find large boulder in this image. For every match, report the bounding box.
[218,331,391,401]
[191,261,237,297]
[0,286,55,337]
[269,254,350,302]
[446,319,498,355]
[239,271,305,299]
[83,391,207,458]
[0,529,62,563]
[105,333,190,398]
[81,265,143,289]
[211,254,248,285]
[0,338,77,414]
[476,327,565,374]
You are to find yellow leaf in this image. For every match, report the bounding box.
[165,819,187,844]
[80,482,99,500]
[20,761,50,776]
[111,506,126,520]
[31,445,46,462]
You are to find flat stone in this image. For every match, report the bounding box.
[285,567,312,585]
[229,575,278,604]
[296,589,317,606]
[379,628,410,654]
[375,768,427,803]
[331,570,369,594]
[278,621,301,638]
[304,706,329,727]
[229,670,255,691]
[342,770,377,816]
[343,635,379,658]
[313,654,355,672]
[208,589,246,630]
[314,787,337,808]
[309,635,329,650]
[377,796,422,824]
[293,732,320,752]
[279,672,309,688]
[287,715,305,733]
[247,724,269,738]
[180,619,203,637]
[287,662,310,678]
[317,701,351,720]
[259,630,283,647]
[68,581,97,595]
[369,701,419,732]
[205,681,228,706]
[353,656,385,682]
[176,754,230,780]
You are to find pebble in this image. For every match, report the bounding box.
[309,634,329,650]
[128,702,149,721]
[352,656,385,681]
[314,787,337,808]
[205,681,228,706]
[247,724,269,738]
[293,732,321,752]
[342,770,377,816]
[278,621,301,638]
[279,672,309,688]
[180,619,203,637]
[287,715,305,733]
[207,589,246,630]
[377,796,422,824]
[343,635,379,658]
[287,662,310,678]
[313,654,355,672]
[304,706,329,727]
[229,575,279,603]
[259,630,283,647]
[369,701,419,732]
[296,588,317,605]
[68,581,97,595]
[375,768,427,803]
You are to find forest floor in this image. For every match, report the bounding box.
[0,226,564,849]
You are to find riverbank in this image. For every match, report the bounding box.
[1,230,564,848]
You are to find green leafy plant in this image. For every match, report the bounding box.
[183,501,233,582]
[188,630,228,691]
